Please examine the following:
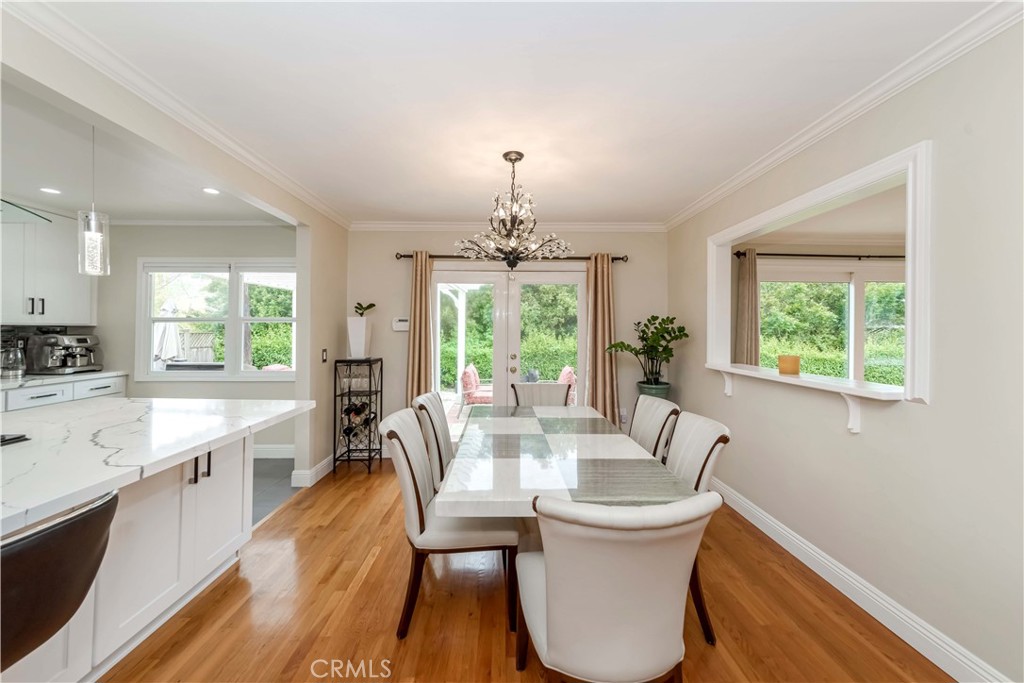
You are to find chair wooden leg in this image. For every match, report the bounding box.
[506,546,518,632]
[672,660,684,683]
[397,549,428,639]
[501,547,508,572]
[515,591,528,671]
[689,555,716,645]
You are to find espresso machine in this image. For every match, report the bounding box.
[26,333,104,375]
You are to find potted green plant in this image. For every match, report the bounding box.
[606,315,689,399]
[348,302,376,358]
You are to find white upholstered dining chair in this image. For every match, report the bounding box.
[663,411,731,646]
[380,409,520,639]
[411,391,454,491]
[511,382,571,407]
[629,395,680,462]
[515,493,723,682]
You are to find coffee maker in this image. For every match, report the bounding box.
[26,334,104,375]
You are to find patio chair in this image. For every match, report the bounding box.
[459,363,493,416]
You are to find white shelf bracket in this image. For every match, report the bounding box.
[718,370,733,397]
[841,393,861,434]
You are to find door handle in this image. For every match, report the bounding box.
[188,456,199,485]
[27,297,34,315]
[510,353,517,360]
[201,451,212,478]
[510,366,518,374]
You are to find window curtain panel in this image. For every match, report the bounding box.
[586,253,620,427]
[733,248,760,365]
[405,251,434,405]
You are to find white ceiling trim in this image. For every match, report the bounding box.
[3,2,351,230]
[665,2,1023,231]
[111,219,290,228]
[348,221,667,233]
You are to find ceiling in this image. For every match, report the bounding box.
[21,2,992,226]
[745,184,906,248]
[1,83,281,224]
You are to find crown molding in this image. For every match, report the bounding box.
[110,219,291,227]
[348,221,667,233]
[665,2,1023,231]
[740,232,906,248]
[3,2,351,230]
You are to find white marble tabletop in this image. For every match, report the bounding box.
[1,397,314,534]
[435,405,696,518]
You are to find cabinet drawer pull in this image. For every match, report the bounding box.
[89,385,113,391]
[201,451,212,478]
[39,298,45,315]
[29,393,58,400]
[188,456,199,485]
[27,297,34,315]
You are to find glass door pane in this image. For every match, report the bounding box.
[508,273,587,406]
[434,274,506,438]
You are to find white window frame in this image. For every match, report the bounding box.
[758,258,905,383]
[135,257,297,382]
[705,141,932,433]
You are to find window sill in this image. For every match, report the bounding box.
[135,373,296,383]
[706,363,903,434]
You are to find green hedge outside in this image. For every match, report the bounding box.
[439,332,577,390]
[760,336,904,387]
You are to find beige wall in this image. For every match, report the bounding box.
[2,14,350,472]
[667,26,1023,680]
[96,223,297,446]
[346,230,669,419]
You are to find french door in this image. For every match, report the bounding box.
[432,265,588,409]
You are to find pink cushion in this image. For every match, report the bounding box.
[461,366,478,393]
[557,366,576,386]
[469,363,481,386]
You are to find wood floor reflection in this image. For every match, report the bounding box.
[102,460,951,683]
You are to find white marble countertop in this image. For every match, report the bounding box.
[1,370,129,392]
[1,397,314,534]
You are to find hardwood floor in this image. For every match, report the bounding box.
[103,461,952,683]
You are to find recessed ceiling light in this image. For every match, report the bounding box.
[39,187,61,194]
[202,187,221,195]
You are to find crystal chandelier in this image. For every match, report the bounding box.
[455,151,572,270]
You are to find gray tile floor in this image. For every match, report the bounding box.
[253,459,300,525]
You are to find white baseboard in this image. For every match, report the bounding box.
[710,477,1009,683]
[253,444,295,459]
[291,453,333,487]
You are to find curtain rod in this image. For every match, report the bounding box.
[733,251,903,260]
[395,252,628,263]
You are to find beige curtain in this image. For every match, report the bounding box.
[734,248,760,365]
[586,254,620,427]
[405,251,433,405]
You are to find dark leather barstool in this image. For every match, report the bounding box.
[1,491,118,671]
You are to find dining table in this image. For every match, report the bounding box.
[434,405,697,518]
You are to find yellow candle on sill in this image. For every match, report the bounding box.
[778,355,801,375]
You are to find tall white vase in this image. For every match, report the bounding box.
[347,317,372,358]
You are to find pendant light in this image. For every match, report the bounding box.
[78,126,110,276]
[455,151,572,270]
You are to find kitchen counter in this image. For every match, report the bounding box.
[0,370,129,392]
[0,397,314,534]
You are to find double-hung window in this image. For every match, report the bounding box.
[137,258,297,381]
[758,259,905,387]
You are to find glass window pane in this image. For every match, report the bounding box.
[518,283,579,405]
[244,322,294,371]
[153,321,225,371]
[242,272,296,318]
[864,281,905,386]
[151,271,229,318]
[759,281,850,379]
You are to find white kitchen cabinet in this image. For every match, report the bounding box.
[5,384,73,411]
[92,462,197,665]
[91,438,253,668]
[2,588,95,683]
[0,218,97,326]
[193,439,252,579]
